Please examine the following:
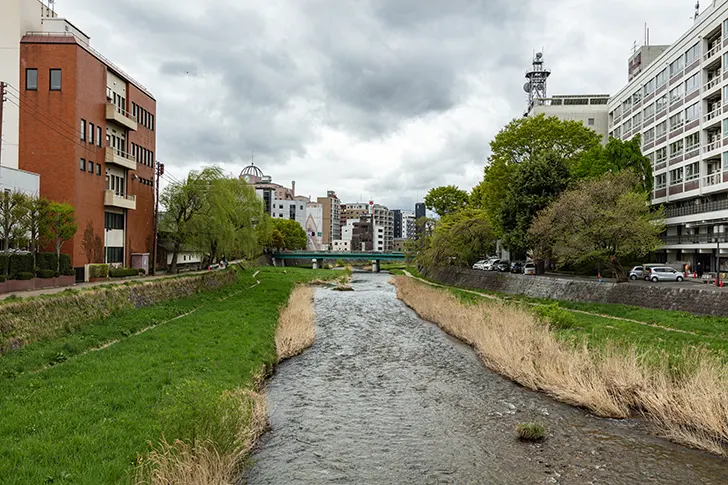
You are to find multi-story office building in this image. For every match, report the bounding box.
[393,209,403,238]
[317,191,341,248]
[351,215,373,252]
[608,0,728,271]
[528,94,611,143]
[241,164,307,229]
[341,202,370,227]
[7,1,156,270]
[371,204,393,252]
[415,202,426,220]
[401,210,416,239]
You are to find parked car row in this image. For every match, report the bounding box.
[629,265,684,283]
[472,258,537,275]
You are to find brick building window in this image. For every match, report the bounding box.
[49,69,62,90]
[26,69,38,90]
[80,119,86,141]
[96,164,101,176]
[106,247,123,263]
[80,158,86,171]
[97,127,102,147]
[89,123,95,144]
[88,161,94,173]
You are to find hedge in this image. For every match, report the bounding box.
[36,269,56,279]
[36,253,72,274]
[0,254,34,278]
[88,264,109,279]
[109,268,139,278]
[15,272,34,281]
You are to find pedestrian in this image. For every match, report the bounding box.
[697,261,704,279]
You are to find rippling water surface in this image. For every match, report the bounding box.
[244,272,728,484]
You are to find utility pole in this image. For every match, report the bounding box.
[0,81,6,167]
[152,160,164,275]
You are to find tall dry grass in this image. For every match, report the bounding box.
[393,275,728,455]
[275,286,316,361]
[134,388,267,485]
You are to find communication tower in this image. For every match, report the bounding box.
[524,52,551,114]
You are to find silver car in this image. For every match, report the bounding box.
[647,266,684,282]
[628,266,644,280]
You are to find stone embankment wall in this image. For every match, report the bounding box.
[0,269,238,353]
[425,267,728,316]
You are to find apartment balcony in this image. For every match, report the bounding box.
[104,190,136,210]
[704,108,722,128]
[704,140,722,156]
[105,103,138,131]
[663,190,728,219]
[704,41,723,64]
[703,77,722,95]
[104,147,137,171]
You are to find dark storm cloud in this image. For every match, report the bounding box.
[59,0,692,209]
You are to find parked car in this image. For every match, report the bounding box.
[628,266,644,280]
[647,266,684,282]
[510,261,523,273]
[523,262,536,275]
[495,260,511,272]
[483,259,501,271]
[472,260,488,270]
[643,263,666,281]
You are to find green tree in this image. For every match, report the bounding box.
[572,134,652,192]
[529,171,664,283]
[25,196,50,269]
[41,202,78,272]
[271,219,307,250]
[499,151,570,256]
[424,185,469,217]
[419,209,495,268]
[271,229,285,250]
[475,114,602,230]
[188,176,264,264]
[160,167,222,274]
[0,191,30,253]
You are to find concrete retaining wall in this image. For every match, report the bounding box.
[425,267,728,317]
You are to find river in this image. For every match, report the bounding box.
[244,272,728,484]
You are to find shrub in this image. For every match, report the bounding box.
[138,268,146,275]
[59,254,72,274]
[54,271,60,278]
[15,272,35,281]
[63,269,76,277]
[88,264,109,279]
[534,303,578,330]
[0,275,6,283]
[9,254,33,276]
[516,422,546,441]
[109,268,140,278]
[36,269,56,279]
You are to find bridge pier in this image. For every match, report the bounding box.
[312,258,319,270]
[371,260,381,273]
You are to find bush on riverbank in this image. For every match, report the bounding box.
[393,275,728,456]
[516,423,546,441]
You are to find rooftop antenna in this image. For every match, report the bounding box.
[524,50,551,115]
[694,1,700,21]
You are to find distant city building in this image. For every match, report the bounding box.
[415,202,426,220]
[393,209,402,238]
[628,45,669,82]
[331,239,351,252]
[371,204,393,251]
[351,215,373,251]
[393,238,407,252]
[317,191,341,248]
[305,202,324,250]
[401,210,416,239]
[241,163,307,229]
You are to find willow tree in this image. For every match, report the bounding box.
[529,171,664,282]
[419,208,495,268]
[160,167,222,273]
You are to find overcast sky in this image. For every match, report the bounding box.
[58,0,698,210]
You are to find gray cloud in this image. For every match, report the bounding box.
[60,0,693,211]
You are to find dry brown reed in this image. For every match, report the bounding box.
[134,388,267,485]
[393,275,728,456]
[275,286,316,362]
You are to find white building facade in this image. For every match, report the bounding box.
[528,94,610,143]
[608,0,728,271]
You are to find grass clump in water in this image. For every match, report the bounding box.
[516,422,546,441]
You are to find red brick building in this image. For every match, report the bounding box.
[18,30,156,271]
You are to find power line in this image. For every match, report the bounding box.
[5,87,87,144]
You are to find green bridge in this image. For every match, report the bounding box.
[271,251,405,271]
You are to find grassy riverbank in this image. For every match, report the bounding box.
[393,274,728,456]
[397,267,728,363]
[0,266,336,484]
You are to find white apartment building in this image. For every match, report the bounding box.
[608,0,728,272]
[371,204,394,252]
[401,210,416,240]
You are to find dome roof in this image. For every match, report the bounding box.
[240,163,264,179]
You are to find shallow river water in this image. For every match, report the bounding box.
[244,272,728,484]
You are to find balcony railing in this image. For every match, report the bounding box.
[704,141,720,153]
[105,103,138,131]
[704,42,722,61]
[661,234,728,245]
[704,173,723,187]
[705,108,722,123]
[663,197,728,218]
[704,77,721,91]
